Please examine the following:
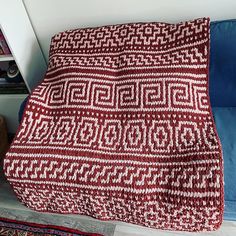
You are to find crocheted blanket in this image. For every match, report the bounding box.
[4,18,224,232]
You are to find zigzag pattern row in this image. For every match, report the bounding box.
[48,47,207,70]
[5,158,221,192]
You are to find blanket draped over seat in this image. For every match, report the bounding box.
[4,18,224,232]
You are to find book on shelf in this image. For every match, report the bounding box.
[0,45,4,55]
[0,88,28,94]
[0,30,11,55]
[0,78,28,94]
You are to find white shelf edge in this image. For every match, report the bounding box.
[0,93,28,98]
[0,54,14,62]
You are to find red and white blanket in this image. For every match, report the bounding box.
[4,18,224,231]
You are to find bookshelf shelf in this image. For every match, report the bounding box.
[0,54,14,62]
[0,29,29,95]
[0,0,47,134]
[0,31,29,134]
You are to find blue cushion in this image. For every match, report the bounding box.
[210,20,236,107]
[18,97,28,123]
[209,19,236,220]
[212,108,236,220]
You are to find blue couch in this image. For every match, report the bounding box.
[210,19,236,220]
[18,19,236,220]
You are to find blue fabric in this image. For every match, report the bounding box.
[212,108,236,220]
[224,201,236,221]
[210,20,236,107]
[18,97,28,123]
[210,19,236,220]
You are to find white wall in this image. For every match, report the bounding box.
[23,0,236,61]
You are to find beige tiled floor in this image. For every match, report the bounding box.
[113,221,236,236]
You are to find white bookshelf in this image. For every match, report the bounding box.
[0,0,47,133]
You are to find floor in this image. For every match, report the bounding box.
[1,165,236,236]
[114,221,236,236]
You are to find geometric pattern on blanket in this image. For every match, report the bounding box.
[4,18,224,232]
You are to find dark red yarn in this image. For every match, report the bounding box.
[4,18,223,232]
